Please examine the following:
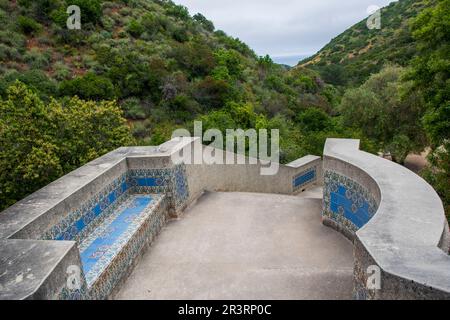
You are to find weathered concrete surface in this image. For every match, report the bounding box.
[324,139,450,299]
[116,192,353,300]
[296,185,323,200]
[0,239,82,300]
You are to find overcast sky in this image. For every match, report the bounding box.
[174,0,397,65]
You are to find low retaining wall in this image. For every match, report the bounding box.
[322,139,450,299]
[0,137,321,300]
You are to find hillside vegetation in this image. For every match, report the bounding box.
[0,0,448,220]
[1,0,372,210]
[0,0,350,146]
[300,0,434,86]
[305,0,449,217]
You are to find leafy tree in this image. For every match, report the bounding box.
[193,13,215,32]
[409,0,450,217]
[193,76,233,109]
[214,49,244,79]
[166,4,190,20]
[0,70,57,101]
[0,82,62,209]
[53,96,135,169]
[297,108,332,132]
[409,0,449,145]
[0,82,134,210]
[340,65,426,163]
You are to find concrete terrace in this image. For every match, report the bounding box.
[116,190,354,300]
[1,138,449,300]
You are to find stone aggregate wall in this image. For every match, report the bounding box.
[323,138,450,300]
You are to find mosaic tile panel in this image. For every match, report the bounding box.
[293,167,317,192]
[42,164,190,244]
[323,170,378,233]
[128,167,172,194]
[58,281,90,300]
[42,172,131,243]
[172,164,190,211]
[79,194,164,287]
[89,196,168,300]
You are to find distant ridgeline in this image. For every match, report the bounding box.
[300,0,435,86]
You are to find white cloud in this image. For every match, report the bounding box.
[173,0,396,62]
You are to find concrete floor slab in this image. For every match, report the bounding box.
[115,192,354,300]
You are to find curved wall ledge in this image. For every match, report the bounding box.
[323,138,450,299]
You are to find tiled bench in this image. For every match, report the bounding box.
[41,171,171,299]
[78,194,166,299]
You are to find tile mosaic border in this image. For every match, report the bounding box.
[42,164,190,243]
[89,196,169,300]
[293,166,317,192]
[322,170,378,234]
[80,194,164,286]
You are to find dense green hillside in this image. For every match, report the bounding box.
[300,0,434,86]
[2,0,371,210]
[0,0,346,148]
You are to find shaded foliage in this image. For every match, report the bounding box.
[0,82,134,210]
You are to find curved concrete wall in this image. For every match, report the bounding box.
[323,138,450,299]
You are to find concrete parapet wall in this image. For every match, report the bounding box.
[323,138,450,300]
[185,144,322,205]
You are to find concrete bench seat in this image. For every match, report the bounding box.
[78,194,165,291]
[37,169,169,300]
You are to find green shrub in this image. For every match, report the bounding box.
[23,48,51,69]
[70,0,102,24]
[49,7,67,27]
[0,44,22,61]
[297,108,332,132]
[59,72,115,100]
[127,19,144,38]
[140,12,159,33]
[166,4,190,20]
[121,97,147,119]
[0,30,26,49]
[172,27,188,42]
[53,61,70,80]
[193,13,214,32]
[18,16,42,35]
[19,0,62,21]
[214,49,244,79]
[0,69,58,101]
[193,77,233,109]
[131,122,148,139]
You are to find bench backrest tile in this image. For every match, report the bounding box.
[40,164,189,243]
